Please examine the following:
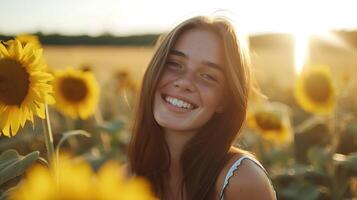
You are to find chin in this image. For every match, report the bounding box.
[154,115,197,133]
[155,116,183,130]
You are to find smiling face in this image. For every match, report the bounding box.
[153,28,227,133]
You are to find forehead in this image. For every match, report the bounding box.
[172,28,224,66]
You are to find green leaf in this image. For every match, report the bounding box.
[0,150,39,186]
[279,181,320,200]
[294,121,330,164]
[0,186,17,200]
[97,120,124,135]
[345,122,357,136]
[299,183,321,200]
[0,150,20,171]
[307,147,332,171]
[55,130,91,155]
[337,122,357,154]
[295,116,326,134]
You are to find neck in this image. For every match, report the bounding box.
[164,129,196,176]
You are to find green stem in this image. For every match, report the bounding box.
[94,109,111,152]
[334,168,348,200]
[41,104,56,168]
[327,104,338,153]
[64,117,78,150]
[329,100,346,199]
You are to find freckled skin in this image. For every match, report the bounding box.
[153,28,226,133]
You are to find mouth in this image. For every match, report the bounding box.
[161,93,198,110]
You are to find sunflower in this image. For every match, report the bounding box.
[248,102,293,145]
[15,34,50,70]
[9,155,155,200]
[96,161,155,200]
[294,65,336,115]
[113,69,139,93]
[0,39,55,137]
[15,34,42,49]
[53,68,99,119]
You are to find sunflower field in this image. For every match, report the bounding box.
[0,34,356,200]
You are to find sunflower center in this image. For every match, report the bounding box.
[304,73,331,103]
[0,58,30,106]
[60,77,87,102]
[255,111,282,131]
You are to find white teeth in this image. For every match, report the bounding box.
[165,96,193,109]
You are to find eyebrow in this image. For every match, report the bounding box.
[169,49,223,72]
[203,61,223,72]
[169,49,187,58]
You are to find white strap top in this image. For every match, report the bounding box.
[219,156,276,200]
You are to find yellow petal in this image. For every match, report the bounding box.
[27,112,34,123]
[10,110,22,136]
[19,107,29,126]
[0,110,10,130]
[0,43,10,57]
[2,122,11,137]
[45,95,56,104]
[35,83,53,92]
[22,42,34,55]
[36,103,46,119]
[31,72,54,82]
[24,50,41,67]
[9,40,23,60]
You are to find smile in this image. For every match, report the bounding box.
[161,94,198,110]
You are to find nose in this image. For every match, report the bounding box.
[173,73,196,92]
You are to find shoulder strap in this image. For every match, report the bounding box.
[218,156,270,200]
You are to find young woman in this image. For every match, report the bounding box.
[127,16,277,200]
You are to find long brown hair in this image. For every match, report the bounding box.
[128,16,251,200]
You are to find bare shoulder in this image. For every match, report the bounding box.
[223,154,276,200]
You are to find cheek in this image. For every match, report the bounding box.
[157,71,176,88]
[200,86,224,108]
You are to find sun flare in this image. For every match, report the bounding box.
[293,32,310,74]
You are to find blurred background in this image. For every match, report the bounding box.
[0,0,356,199]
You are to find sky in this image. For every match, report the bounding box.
[0,0,356,36]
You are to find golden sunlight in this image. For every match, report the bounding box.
[293,32,310,74]
[293,30,349,75]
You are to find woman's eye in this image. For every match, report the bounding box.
[166,61,182,70]
[200,73,217,82]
